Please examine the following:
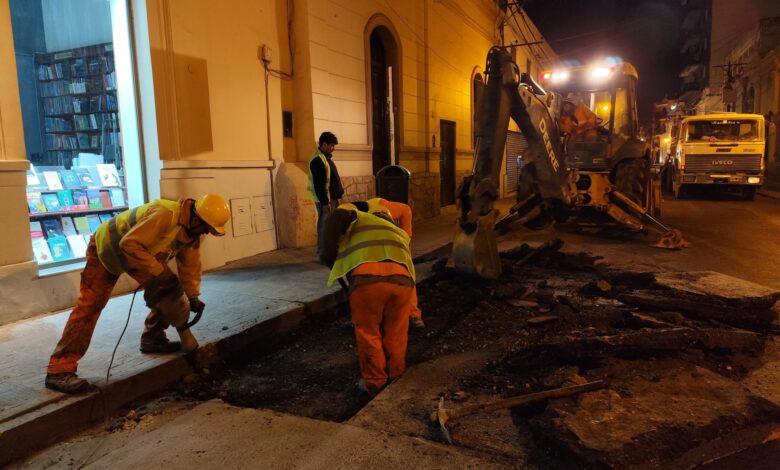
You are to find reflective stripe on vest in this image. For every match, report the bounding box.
[95,199,182,275]
[307,150,331,202]
[327,210,415,287]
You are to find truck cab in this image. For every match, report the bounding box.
[668,113,765,199]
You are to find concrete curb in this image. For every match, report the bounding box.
[0,257,438,466]
[758,189,780,200]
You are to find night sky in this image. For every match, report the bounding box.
[524,0,687,124]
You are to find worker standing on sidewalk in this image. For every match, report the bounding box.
[320,203,416,396]
[352,197,425,329]
[45,195,231,394]
[308,131,344,257]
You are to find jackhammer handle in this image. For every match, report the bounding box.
[185,307,204,330]
[448,380,605,421]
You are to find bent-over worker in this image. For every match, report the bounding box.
[321,203,416,396]
[45,194,231,394]
[349,197,425,329]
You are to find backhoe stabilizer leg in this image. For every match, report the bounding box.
[608,189,690,249]
[453,209,502,279]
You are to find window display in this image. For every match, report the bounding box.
[10,0,142,269]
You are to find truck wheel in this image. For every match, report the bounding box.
[674,184,687,199]
[614,158,648,206]
[743,187,756,201]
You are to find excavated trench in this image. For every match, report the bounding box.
[168,243,780,469]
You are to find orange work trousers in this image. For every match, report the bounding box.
[47,237,171,374]
[350,280,414,392]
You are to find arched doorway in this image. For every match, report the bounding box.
[368,25,400,174]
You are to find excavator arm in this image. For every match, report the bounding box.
[453,47,569,278]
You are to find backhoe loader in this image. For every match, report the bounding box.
[453,47,686,279]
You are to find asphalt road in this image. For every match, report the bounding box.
[511,191,780,290]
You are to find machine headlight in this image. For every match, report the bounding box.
[551,71,569,81]
[748,177,761,184]
[591,66,611,78]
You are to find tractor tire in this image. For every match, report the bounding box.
[614,158,648,206]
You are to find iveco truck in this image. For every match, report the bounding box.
[665,113,765,200]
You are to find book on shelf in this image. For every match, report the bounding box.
[41,193,61,212]
[109,188,125,207]
[59,170,84,190]
[61,217,77,236]
[96,163,121,187]
[57,189,75,209]
[43,171,64,190]
[87,189,102,209]
[32,238,54,264]
[30,221,44,239]
[27,192,46,213]
[86,214,102,233]
[99,190,113,208]
[41,218,64,237]
[73,216,91,235]
[72,189,88,210]
[48,235,72,261]
[27,166,41,187]
[74,168,99,188]
[66,234,88,258]
[98,213,112,222]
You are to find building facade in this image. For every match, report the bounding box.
[0,0,555,324]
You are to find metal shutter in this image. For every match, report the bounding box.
[504,131,528,196]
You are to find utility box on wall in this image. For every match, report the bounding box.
[160,161,277,270]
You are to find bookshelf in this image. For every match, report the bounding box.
[35,43,121,169]
[27,43,127,267]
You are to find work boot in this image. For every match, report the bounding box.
[45,372,90,394]
[357,378,384,397]
[410,317,425,329]
[140,336,182,354]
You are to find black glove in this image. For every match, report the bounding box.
[189,297,206,315]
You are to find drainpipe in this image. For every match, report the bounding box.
[424,0,430,174]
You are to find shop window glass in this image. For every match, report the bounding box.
[9,0,143,269]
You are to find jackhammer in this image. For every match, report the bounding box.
[143,272,204,353]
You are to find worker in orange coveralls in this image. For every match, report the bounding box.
[560,100,599,140]
[320,202,416,396]
[352,197,425,329]
[45,195,231,394]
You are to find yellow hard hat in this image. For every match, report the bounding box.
[194,194,231,236]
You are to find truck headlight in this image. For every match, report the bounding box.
[748,177,761,184]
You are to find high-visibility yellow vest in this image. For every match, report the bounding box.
[327,209,415,287]
[95,199,182,275]
[307,149,331,202]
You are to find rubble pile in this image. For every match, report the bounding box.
[177,241,780,468]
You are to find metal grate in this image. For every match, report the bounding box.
[505,131,528,196]
[684,154,762,174]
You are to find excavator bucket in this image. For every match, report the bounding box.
[452,210,502,279]
[652,228,690,249]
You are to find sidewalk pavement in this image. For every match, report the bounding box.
[0,202,478,465]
